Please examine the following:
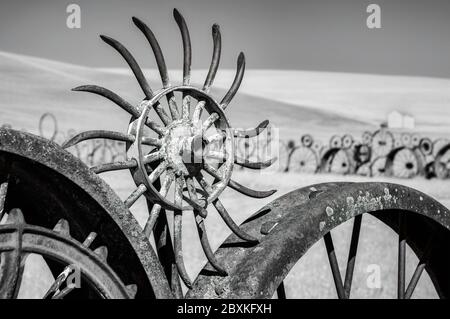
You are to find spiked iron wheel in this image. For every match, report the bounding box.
[63,9,276,291]
[372,129,394,158]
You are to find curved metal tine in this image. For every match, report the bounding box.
[203,24,222,93]
[173,176,193,288]
[0,175,9,221]
[277,282,286,299]
[44,232,97,299]
[193,213,227,275]
[144,173,174,238]
[173,9,192,119]
[132,17,180,120]
[220,52,245,111]
[72,85,165,135]
[91,159,137,174]
[203,162,276,198]
[185,177,207,218]
[202,113,219,133]
[235,157,277,170]
[62,130,135,149]
[100,35,170,126]
[196,173,258,243]
[343,214,362,298]
[405,235,435,299]
[323,232,346,299]
[398,212,406,299]
[72,85,140,118]
[192,24,221,123]
[124,184,147,208]
[100,35,153,100]
[234,120,269,138]
[141,136,163,147]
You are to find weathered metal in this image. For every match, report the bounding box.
[0,128,173,298]
[187,182,450,298]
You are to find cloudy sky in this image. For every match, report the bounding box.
[1,0,450,77]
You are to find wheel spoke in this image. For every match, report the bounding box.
[324,232,346,299]
[0,209,26,299]
[196,173,258,242]
[202,113,219,132]
[0,177,9,221]
[144,173,174,237]
[277,282,286,299]
[398,212,406,299]
[173,176,192,288]
[91,159,137,174]
[124,184,147,208]
[343,214,362,298]
[405,235,435,299]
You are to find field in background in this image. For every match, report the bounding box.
[2,51,450,298]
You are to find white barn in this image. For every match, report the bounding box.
[387,111,415,129]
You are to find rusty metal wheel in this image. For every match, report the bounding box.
[372,129,394,158]
[386,148,422,179]
[0,209,133,299]
[62,9,275,294]
[290,147,319,173]
[188,183,450,299]
[0,128,172,299]
[433,143,450,179]
[320,149,354,175]
[301,134,313,148]
[370,156,387,177]
[341,134,354,149]
[419,138,433,156]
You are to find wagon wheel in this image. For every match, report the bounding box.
[355,163,371,176]
[433,143,450,179]
[321,149,354,175]
[301,134,313,148]
[0,209,132,299]
[401,133,412,148]
[329,135,342,148]
[188,183,450,299]
[370,156,386,177]
[411,134,421,148]
[341,134,354,149]
[0,129,168,298]
[290,147,318,173]
[62,9,276,292]
[371,129,394,158]
[386,148,422,179]
[419,137,433,156]
[361,131,372,145]
[354,144,371,165]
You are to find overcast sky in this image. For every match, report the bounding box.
[1,0,450,78]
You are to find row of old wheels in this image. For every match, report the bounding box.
[282,128,450,179]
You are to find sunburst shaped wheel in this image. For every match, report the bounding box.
[62,9,276,290]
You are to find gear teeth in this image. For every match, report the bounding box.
[7,208,25,224]
[53,219,70,237]
[94,246,108,262]
[126,284,137,299]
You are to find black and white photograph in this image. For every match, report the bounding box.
[0,0,450,303]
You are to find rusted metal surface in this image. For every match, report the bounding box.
[0,208,131,298]
[0,128,173,298]
[187,182,450,298]
[60,9,276,297]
